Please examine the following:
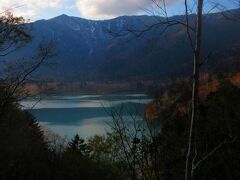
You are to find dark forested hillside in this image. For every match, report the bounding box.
[7,9,240,81]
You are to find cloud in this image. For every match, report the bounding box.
[0,0,181,20]
[0,0,63,19]
[76,0,180,19]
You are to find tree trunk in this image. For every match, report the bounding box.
[185,0,203,180]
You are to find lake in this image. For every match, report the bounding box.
[21,94,152,139]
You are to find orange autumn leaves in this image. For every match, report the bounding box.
[145,72,240,121]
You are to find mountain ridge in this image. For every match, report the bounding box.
[8,8,240,82]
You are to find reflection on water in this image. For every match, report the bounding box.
[21,94,152,139]
[21,94,151,109]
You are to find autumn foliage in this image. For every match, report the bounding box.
[145,72,240,121]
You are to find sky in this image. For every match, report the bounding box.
[0,0,238,21]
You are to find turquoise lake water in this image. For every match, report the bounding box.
[21,94,152,139]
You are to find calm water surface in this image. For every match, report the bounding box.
[21,94,152,139]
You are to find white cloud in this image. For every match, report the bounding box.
[76,0,180,20]
[0,0,181,20]
[0,0,63,19]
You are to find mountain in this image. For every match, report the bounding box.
[9,9,240,81]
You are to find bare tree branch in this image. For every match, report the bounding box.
[191,137,237,176]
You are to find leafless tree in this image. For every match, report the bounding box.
[0,12,55,118]
[105,103,160,180]
[108,0,239,179]
[42,125,67,154]
[184,2,203,179]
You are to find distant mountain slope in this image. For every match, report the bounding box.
[9,9,240,81]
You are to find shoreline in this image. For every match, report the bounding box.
[23,80,164,96]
